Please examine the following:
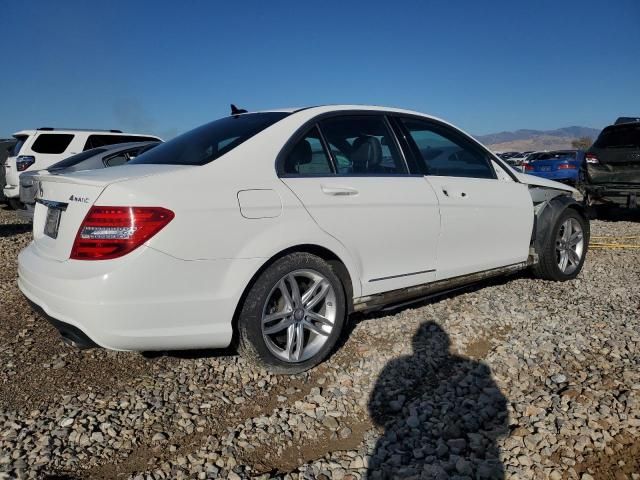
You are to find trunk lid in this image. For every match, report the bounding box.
[31,164,190,261]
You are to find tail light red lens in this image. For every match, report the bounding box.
[524,164,534,171]
[585,153,599,164]
[558,163,577,170]
[71,206,174,260]
[16,155,36,171]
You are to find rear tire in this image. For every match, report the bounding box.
[238,252,347,374]
[8,198,24,210]
[532,208,589,281]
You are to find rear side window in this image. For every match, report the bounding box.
[284,127,333,175]
[84,135,160,150]
[31,134,74,154]
[319,116,407,175]
[400,118,495,179]
[130,112,289,166]
[594,124,640,149]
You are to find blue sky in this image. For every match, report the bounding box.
[2,0,639,139]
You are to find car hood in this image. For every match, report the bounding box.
[515,171,578,194]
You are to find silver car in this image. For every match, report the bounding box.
[18,141,159,221]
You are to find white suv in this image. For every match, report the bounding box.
[3,128,161,207]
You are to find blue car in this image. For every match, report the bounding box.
[523,150,585,184]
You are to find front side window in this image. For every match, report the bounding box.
[284,127,333,175]
[31,134,74,154]
[400,119,495,179]
[319,116,407,175]
[130,112,289,166]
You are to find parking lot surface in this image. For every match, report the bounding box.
[1,206,639,479]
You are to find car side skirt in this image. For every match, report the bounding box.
[352,261,529,313]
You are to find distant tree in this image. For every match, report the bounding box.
[571,137,593,150]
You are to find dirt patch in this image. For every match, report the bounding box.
[464,325,512,359]
[572,434,640,480]
[237,418,371,474]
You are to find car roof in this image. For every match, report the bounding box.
[254,104,447,120]
[12,129,161,138]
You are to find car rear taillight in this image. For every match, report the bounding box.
[70,206,174,260]
[524,164,534,171]
[558,164,577,170]
[16,156,36,171]
[585,153,599,164]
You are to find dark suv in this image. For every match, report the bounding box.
[583,118,640,209]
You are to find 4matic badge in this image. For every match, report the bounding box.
[68,195,90,203]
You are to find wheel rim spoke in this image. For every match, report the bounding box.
[304,281,330,310]
[285,323,297,360]
[567,248,580,266]
[562,220,572,241]
[278,279,294,310]
[293,322,304,360]
[569,231,583,247]
[303,319,330,336]
[288,274,302,307]
[306,311,334,327]
[263,316,295,335]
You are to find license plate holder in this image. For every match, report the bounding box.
[44,207,62,239]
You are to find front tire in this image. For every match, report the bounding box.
[532,208,589,281]
[238,252,347,374]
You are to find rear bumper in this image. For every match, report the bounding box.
[527,170,578,182]
[27,299,98,349]
[3,185,19,198]
[584,184,640,208]
[18,243,264,351]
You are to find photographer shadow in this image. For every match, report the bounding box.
[367,322,508,479]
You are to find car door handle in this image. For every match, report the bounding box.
[321,185,359,196]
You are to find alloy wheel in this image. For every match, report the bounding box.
[261,269,337,363]
[555,217,584,275]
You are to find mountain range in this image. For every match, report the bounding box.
[475,126,602,152]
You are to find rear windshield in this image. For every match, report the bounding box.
[130,113,290,166]
[594,124,640,149]
[12,135,29,156]
[49,148,108,169]
[84,135,160,151]
[529,151,576,161]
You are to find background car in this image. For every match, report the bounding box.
[504,152,530,171]
[0,138,17,204]
[3,128,161,207]
[18,141,160,221]
[523,150,585,184]
[583,119,640,208]
[19,105,588,374]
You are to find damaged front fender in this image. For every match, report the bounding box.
[531,193,588,258]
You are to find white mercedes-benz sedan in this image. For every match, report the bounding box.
[18,105,589,373]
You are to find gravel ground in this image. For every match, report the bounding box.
[1,205,639,480]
